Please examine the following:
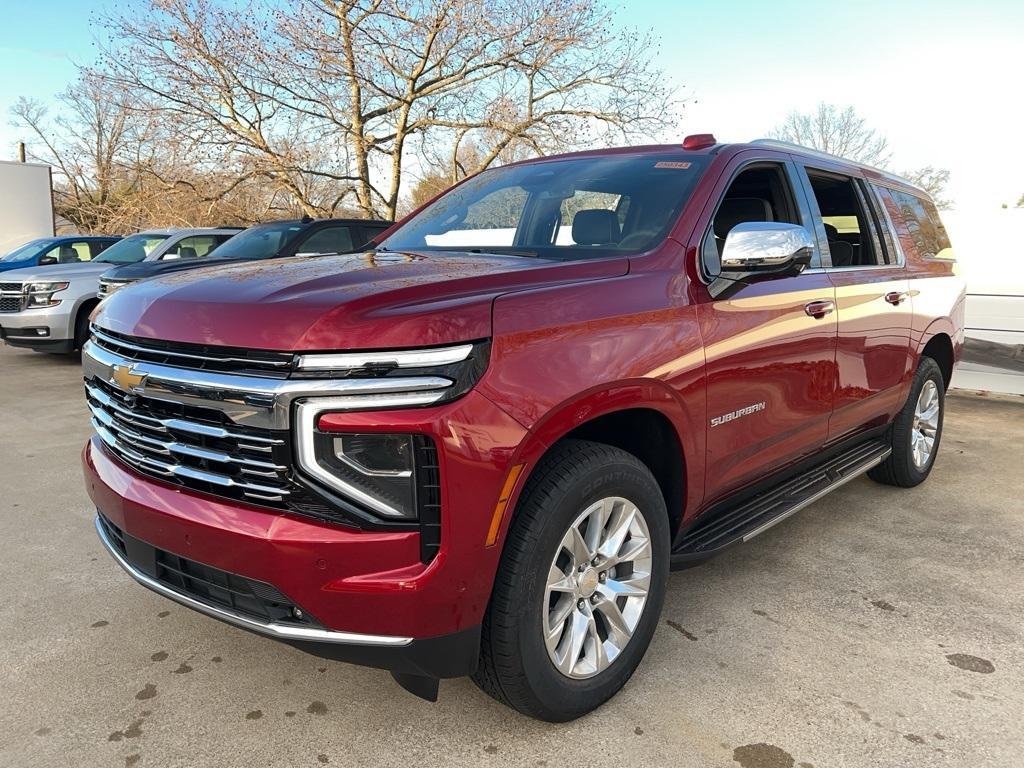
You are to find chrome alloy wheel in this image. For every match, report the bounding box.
[911,379,940,469]
[543,496,653,679]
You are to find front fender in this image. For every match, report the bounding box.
[479,378,704,554]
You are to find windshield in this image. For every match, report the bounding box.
[95,234,169,264]
[207,222,306,260]
[382,153,707,259]
[1,238,51,262]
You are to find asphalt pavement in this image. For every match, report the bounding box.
[1,343,1021,768]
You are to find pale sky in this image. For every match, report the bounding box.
[1,0,1021,212]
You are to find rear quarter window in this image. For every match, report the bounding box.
[877,186,953,259]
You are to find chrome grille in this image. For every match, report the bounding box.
[97,279,125,299]
[90,325,295,376]
[85,378,293,503]
[0,282,21,313]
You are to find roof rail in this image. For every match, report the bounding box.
[749,139,924,193]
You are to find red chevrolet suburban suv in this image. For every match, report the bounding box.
[82,137,964,721]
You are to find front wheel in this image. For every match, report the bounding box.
[869,356,945,487]
[473,440,670,722]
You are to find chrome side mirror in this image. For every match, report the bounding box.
[720,222,814,275]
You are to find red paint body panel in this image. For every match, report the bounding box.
[95,251,627,350]
[83,141,965,653]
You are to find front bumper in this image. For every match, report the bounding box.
[93,511,480,678]
[0,303,74,350]
[83,380,528,677]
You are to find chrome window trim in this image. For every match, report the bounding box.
[83,340,452,430]
[868,186,908,267]
[293,395,445,518]
[94,516,413,647]
[823,263,905,274]
[297,343,474,371]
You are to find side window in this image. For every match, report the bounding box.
[701,163,803,278]
[805,172,884,268]
[297,226,356,255]
[90,240,115,257]
[359,225,390,247]
[164,235,222,260]
[885,188,952,259]
[42,241,92,264]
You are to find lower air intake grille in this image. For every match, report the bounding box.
[415,436,442,564]
[98,513,320,627]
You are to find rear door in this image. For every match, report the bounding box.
[796,165,914,442]
[695,155,838,502]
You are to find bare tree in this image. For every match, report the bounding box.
[96,0,680,221]
[770,103,891,167]
[901,165,953,210]
[771,102,954,208]
[10,71,149,232]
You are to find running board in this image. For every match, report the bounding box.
[671,439,890,566]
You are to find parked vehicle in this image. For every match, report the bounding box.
[1,235,121,274]
[0,159,54,255]
[81,136,963,721]
[98,218,391,299]
[0,228,240,353]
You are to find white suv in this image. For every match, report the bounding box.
[0,228,239,353]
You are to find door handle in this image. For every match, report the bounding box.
[804,300,835,319]
[885,291,909,305]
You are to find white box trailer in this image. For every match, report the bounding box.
[945,209,1024,396]
[0,160,55,255]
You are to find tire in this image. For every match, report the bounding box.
[868,356,945,487]
[473,439,670,722]
[73,308,91,352]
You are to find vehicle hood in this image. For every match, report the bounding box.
[1,261,112,283]
[104,257,248,281]
[0,259,32,274]
[95,250,627,350]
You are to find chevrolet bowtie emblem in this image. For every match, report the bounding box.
[110,363,148,393]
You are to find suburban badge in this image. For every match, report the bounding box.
[710,401,766,427]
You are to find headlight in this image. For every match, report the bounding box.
[25,282,69,308]
[100,279,129,298]
[291,341,489,522]
[301,429,420,519]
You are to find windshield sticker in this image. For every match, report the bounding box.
[655,161,692,169]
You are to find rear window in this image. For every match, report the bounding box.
[878,187,953,259]
[381,153,708,260]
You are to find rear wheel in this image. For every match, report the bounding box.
[869,356,945,487]
[473,440,670,722]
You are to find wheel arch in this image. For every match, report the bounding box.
[920,331,954,390]
[73,296,101,349]
[496,380,701,547]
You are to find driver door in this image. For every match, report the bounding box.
[694,156,838,503]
